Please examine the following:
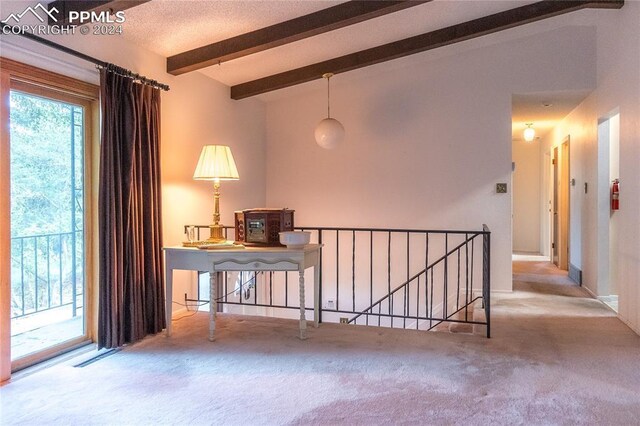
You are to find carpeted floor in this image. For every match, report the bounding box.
[2,261,639,425]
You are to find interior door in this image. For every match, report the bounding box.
[559,139,570,270]
[552,147,559,266]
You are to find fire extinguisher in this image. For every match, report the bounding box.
[611,178,620,211]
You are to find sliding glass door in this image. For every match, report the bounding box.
[9,85,91,366]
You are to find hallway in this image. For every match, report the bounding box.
[497,259,617,323]
[513,259,590,297]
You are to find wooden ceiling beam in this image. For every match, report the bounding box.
[48,0,150,25]
[231,0,624,100]
[167,1,430,76]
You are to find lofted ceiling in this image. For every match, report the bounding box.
[36,0,620,138]
[120,0,546,87]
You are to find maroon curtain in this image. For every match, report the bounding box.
[98,66,165,349]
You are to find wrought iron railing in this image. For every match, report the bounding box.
[183,224,491,337]
[10,231,84,319]
[346,226,490,337]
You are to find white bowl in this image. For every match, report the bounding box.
[279,231,311,249]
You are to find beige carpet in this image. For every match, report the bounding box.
[2,261,640,425]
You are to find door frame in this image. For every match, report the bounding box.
[0,58,99,380]
[552,146,559,266]
[550,136,570,270]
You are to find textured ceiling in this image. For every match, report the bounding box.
[121,0,541,86]
[118,0,592,131]
[120,0,342,57]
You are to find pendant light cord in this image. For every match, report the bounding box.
[322,72,335,119]
[327,75,331,118]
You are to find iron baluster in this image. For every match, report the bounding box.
[430,267,434,329]
[318,229,323,323]
[456,248,461,312]
[336,229,339,312]
[404,232,409,328]
[416,275,420,330]
[483,225,491,338]
[368,231,373,327]
[425,233,429,330]
[465,233,469,322]
[444,234,448,319]
[352,230,356,312]
[387,231,391,327]
[470,237,475,309]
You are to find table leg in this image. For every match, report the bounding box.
[313,264,320,328]
[209,271,217,342]
[299,270,307,340]
[165,264,173,337]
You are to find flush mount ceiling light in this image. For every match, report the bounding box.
[523,123,535,142]
[314,72,344,149]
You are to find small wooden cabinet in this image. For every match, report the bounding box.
[235,208,294,246]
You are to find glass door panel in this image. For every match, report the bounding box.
[9,90,86,361]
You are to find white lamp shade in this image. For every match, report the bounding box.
[315,118,345,149]
[523,127,535,142]
[193,145,239,180]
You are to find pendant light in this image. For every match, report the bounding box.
[523,123,535,142]
[315,73,344,149]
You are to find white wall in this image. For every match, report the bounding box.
[264,26,597,293]
[541,3,640,333]
[512,139,541,253]
[596,118,611,295]
[596,4,640,334]
[608,113,620,295]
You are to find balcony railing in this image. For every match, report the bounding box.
[10,231,84,319]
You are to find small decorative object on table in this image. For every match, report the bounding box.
[279,231,311,249]
[235,208,294,246]
[182,225,201,247]
[182,225,245,249]
[197,241,245,250]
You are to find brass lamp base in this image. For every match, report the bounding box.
[205,223,227,243]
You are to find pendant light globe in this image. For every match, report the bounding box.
[315,117,345,149]
[315,72,344,149]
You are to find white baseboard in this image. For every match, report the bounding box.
[582,285,598,299]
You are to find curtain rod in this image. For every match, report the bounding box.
[0,23,170,91]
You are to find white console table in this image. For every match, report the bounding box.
[163,244,321,341]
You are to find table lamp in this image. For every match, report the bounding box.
[193,145,239,243]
